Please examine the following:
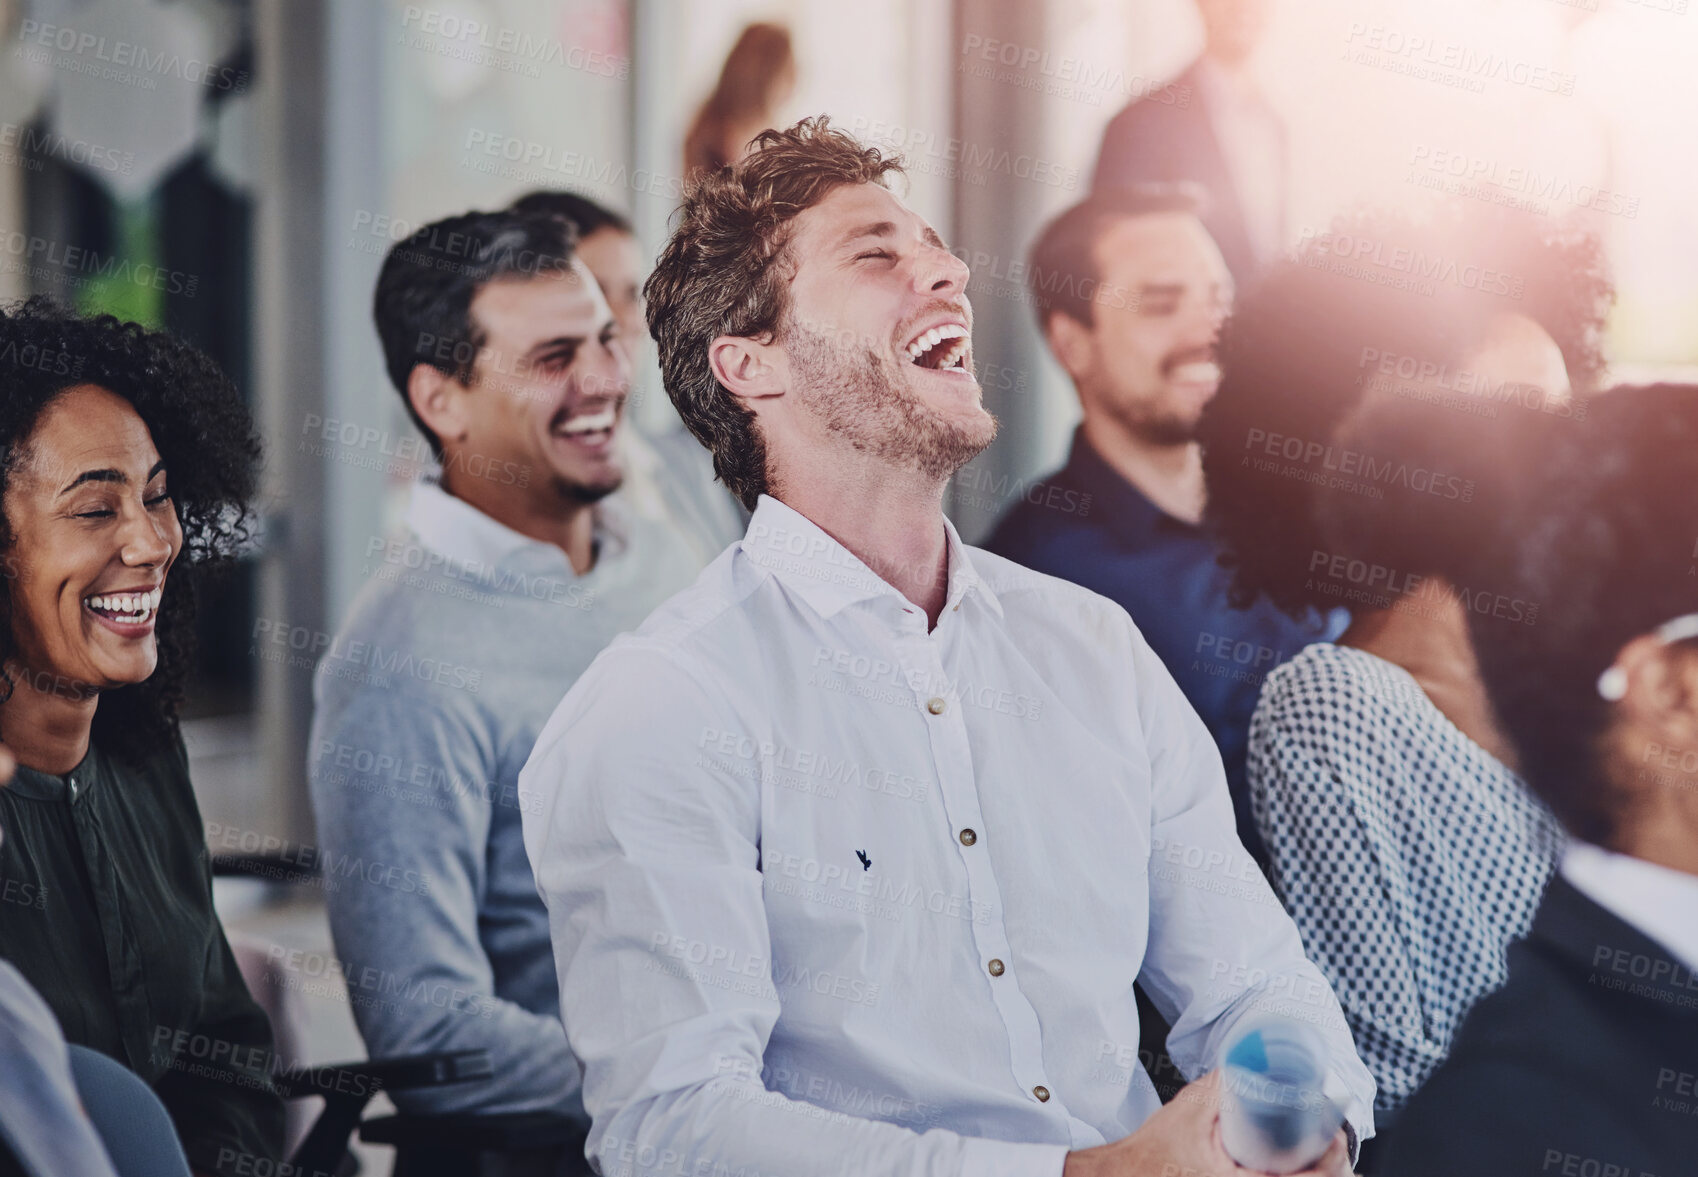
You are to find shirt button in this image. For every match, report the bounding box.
[987,958,1004,977]
[926,697,947,715]
[958,828,977,846]
[1033,1085,1050,1102]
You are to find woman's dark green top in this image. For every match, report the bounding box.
[0,732,283,1177]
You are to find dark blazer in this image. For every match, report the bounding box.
[1382,875,1698,1176]
[1090,59,1285,286]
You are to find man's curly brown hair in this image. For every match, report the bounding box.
[644,116,904,509]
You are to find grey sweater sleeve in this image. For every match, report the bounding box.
[0,962,124,1177]
[308,680,578,1117]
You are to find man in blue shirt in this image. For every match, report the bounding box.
[986,187,1335,863]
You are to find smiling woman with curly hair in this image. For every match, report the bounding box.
[0,297,281,1177]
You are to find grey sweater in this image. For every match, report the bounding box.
[308,439,738,1118]
[0,960,124,1177]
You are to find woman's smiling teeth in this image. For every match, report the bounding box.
[906,323,970,371]
[85,588,163,624]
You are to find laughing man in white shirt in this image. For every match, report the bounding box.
[520,117,1374,1177]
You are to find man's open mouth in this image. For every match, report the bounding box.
[553,405,619,447]
[905,323,970,373]
[84,587,162,626]
[1167,360,1222,385]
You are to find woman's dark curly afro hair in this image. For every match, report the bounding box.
[1197,202,1613,622]
[1467,383,1698,848]
[0,297,260,753]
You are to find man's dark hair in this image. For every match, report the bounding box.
[372,209,577,456]
[0,297,259,755]
[509,190,633,239]
[1461,384,1698,847]
[645,115,905,510]
[1025,184,1207,331]
[1197,203,1613,622]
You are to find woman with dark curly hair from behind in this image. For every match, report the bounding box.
[1194,204,1612,1159]
[0,298,282,1177]
[1384,384,1698,1176]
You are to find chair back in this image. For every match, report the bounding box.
[66,1046,192,1177]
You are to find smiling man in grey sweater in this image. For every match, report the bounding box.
[307,207,737,1133]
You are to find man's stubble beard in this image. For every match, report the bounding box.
[1103,378,1208,449]
[550,469,622,505]
[1122,404,1201,448]
[783,318,998,483]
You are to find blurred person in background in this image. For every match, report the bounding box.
[306,210,731,1157]
[0,299,282,1177]
[681,21,796,178]
[509,189,745,549]
[1093,0,1283,285]
[510,191,646,346]
[1384,384,1698,1176]
[523,116,1371,1177]
[1196,205,1612,1162]
[987,184,1336,867]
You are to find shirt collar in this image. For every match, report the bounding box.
[739,494,1002,622]
[403,471,630,574]
[5,742,100,803]
[1056,429,1192,545]
[1562,841,1698,974]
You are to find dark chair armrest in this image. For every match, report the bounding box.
[274,1048,494,1099]
[280,1050,493,1177]
[359,1110,585,1152]
[211,850,321,886]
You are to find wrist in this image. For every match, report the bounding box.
[1061,1147,1103,1177]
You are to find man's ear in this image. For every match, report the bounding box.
[406,364,469,448]
[709,334,787,406]
[1045,312,1095,385]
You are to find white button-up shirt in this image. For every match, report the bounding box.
[521,495,1375,1177]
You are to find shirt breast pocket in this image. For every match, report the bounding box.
[759,771,956,1026]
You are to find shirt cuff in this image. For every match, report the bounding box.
[957,1137,1070,1177]
[1323,1070,1374,1160]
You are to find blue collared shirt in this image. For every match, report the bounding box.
[984,431,1339,861]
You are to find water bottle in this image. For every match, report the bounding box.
[1217,1018,1344,1174]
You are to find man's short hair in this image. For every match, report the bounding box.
[509,190,634,239]
[372,209,577,456]
[644,116,905,510]
[1025,184,1206,331]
